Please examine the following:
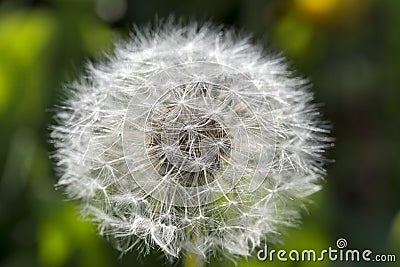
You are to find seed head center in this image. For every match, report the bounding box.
[146,82,232,187]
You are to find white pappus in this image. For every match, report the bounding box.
[51,20,332,262]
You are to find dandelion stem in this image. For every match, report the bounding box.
[183,251,205,267]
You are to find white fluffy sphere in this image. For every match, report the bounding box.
[51,21,331,260]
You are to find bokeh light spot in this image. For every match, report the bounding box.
[295,0,340,16]
[95,0,127,23]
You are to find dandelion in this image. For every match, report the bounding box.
[51,20,332,263]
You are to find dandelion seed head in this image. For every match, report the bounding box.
[51,20,332,261]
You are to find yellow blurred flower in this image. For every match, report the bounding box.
[294,0,369,26]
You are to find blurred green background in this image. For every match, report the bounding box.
[0,0,399,266]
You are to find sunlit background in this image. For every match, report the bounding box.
[0,0,399,266]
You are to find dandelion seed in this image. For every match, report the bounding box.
[51,20,332,261]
